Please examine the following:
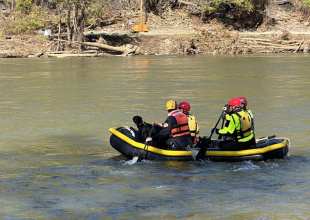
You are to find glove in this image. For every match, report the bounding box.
[145,137,152,144]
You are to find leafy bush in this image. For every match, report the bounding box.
[202,0,266,29]
[16,0,33,14]
[302,0,310,7]
[87,1,110,27]
[204,0,255,15]
[2,6,53,34]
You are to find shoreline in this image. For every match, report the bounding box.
[1,0,310,58]
[1,30,309,58]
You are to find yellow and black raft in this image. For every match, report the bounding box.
[109,127,290,161]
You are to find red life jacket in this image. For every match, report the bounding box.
[168,110,190,138]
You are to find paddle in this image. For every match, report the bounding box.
[193,110,224,160]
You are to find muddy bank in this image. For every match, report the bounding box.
[0,35,52,58]
[1,28,310,58]
[1,7,310,58]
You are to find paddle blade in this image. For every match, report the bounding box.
[195,148,207,161]
[124,156,139,165]
[194,137,211,160]
[191,148,200,160]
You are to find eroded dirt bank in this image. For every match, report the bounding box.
[0,2,310,58]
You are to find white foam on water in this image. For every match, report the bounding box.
[233,161,261,172]
[123,156,139,166]
[260,161,280,168]
[154,185,171,190]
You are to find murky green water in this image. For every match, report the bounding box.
[0,56,309,219]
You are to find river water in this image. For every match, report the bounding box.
[0,56,309,219]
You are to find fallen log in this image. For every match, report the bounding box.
[46,53,106,58]
[84,30,130,37]
[239,40,300,48]
[53,39,138,55]
[254,41,299,47]
[241,45,298,50]
[80,41,126,53]
[239,38,299,45]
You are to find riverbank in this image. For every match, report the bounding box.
[1,2,310,57]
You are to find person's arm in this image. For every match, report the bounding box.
[196,117,200,134]
[152,116,174,140]
[218,114,236,135]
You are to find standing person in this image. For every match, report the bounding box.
[216,98,256,149]
[178,101,200,143]
[152,100,192,149]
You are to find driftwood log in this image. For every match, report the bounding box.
[54,39,139,55]
[46,53,101,58]
[237,36,308,53]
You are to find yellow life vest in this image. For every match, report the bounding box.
[235,110,254,142]
[188,114,199,137]
[237,111,252,132]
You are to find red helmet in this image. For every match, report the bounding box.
[237,96,248,107]
[178,101,191,113]
[228,98,241,108]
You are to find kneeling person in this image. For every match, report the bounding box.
[178,100,200,143]
[217,98,255,149]
[154,100,193,149]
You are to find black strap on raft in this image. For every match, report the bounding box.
[142,125,155,160]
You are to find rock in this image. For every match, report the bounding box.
[97,36,107,44]
[278,30,291,41]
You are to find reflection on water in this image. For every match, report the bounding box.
[0,56,310,219]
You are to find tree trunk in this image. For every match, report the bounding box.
[77,3,86,51]
[66,9,72,43]
[11,0,14,10]
[56,13,62,51]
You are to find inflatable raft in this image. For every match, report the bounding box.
[109,127,289,161]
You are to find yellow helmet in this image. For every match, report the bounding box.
[165,99,177,111]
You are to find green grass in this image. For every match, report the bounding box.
[302,0,310,7]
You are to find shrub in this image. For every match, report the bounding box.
[2,6,52,34]
[202,0,266,29]
[206,0,255,13]
[302,0,310,7]
[16,0,33,14]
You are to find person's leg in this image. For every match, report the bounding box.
[239,137,256,149]
[219,140,238,150]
